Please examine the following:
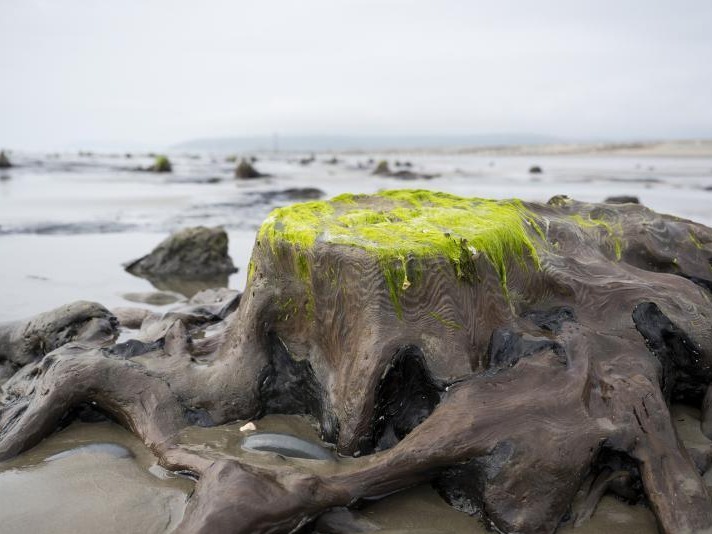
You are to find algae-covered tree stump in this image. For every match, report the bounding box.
[235,190,545,452]
[2,190,712,534]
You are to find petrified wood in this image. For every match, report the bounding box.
[2,190,712,534]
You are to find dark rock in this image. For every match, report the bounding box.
[605,195,640,204]
[254,188,325,203]
[372,160,435,180]
[529,165,543,174]
[149,155,172,173]
[124,226,237,280]
[547,194,571,206]
[389,170,437,180]
[0,151,11,169]
[281,187,324,200]
[373,160,390,175]
[235,158,263,179]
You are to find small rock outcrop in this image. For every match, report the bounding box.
[149,155,172,173]
[605,195,640,204]
[372,160,435,180]
[235,159,263,179]
[259,188,325,202]
[0,151,11,169]
[124,226,237,281]
[372,160,391,175]
[529,165,543,174]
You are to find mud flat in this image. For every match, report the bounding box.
[0,422,192,534]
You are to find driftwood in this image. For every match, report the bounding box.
[2,190,712,533]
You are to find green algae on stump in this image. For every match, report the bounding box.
[258,189,543,316]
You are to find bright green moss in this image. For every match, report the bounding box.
[260,201,334,249]
[247,259,256,282]
[296,252,310,281]
[258,189,544,317]
[152,155,172,172]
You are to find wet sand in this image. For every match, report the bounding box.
[0,422,192,534]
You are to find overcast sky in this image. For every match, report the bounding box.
[1,0,711,150]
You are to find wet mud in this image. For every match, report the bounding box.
[0,422,192,534]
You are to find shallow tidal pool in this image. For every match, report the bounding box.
[0,422,192,534]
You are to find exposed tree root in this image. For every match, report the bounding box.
[2,195,712,533]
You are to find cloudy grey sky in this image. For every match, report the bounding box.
[1,0,711,150]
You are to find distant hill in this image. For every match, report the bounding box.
[172,133,563,153]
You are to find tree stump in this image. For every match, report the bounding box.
[2,190,712,534]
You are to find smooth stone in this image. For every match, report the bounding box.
[241,432,334,460]
[45,442,134,462]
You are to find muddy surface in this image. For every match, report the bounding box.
[0,422,192,534]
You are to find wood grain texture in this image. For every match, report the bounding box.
[2,194,712,533]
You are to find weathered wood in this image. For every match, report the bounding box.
[2,191,712,533]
